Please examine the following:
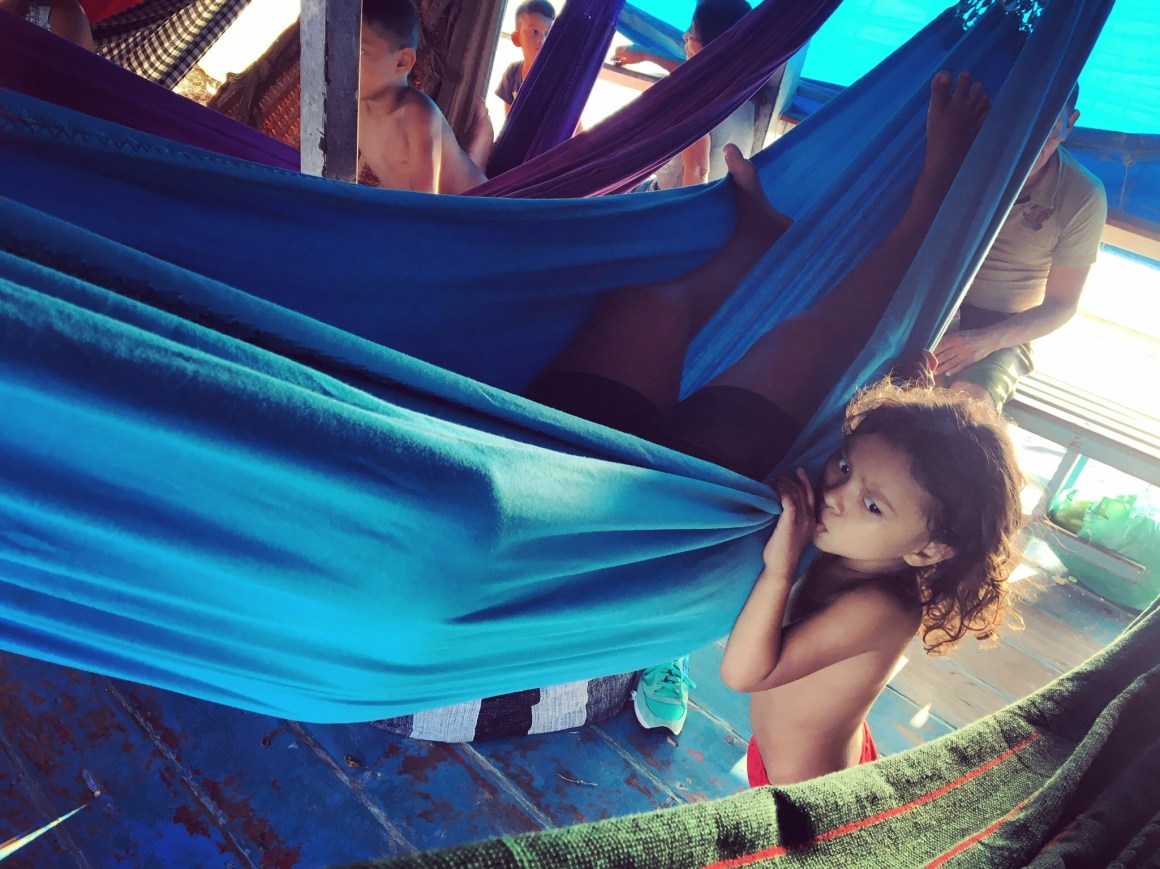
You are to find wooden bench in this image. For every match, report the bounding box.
[1006,370,1160,508]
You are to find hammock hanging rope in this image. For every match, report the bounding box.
[0,0,1113,722]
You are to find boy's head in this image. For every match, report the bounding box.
[839,381,1023,652]
[511,1,555,65]
[684,0,751,59]
[360,0,420,92]
[1031,83,1081,175]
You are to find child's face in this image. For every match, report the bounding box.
[812,433,946,573]
[512,13,553,63]
[360,23,415,95]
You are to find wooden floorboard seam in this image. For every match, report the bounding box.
[285,721,419,855]
[687,698,748,744]
[879,685,955,734]
[456,742,557,830]
[588,724,688,806]
[103,679,264,869]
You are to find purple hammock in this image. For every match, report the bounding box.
[484,0,625,178]
[0,0,839,198]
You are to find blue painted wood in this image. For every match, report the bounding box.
[594,705,748,802]
[0,744,77,869]
[0,654,245,868]
[112,683,408,868]
[300,722,544,853]
[468,721,681,824]
[1020,582,1132,649]
[866,686,954,756]
[687,641,750,737]
[0,568,1128,867]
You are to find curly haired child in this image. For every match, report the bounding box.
[720,382,1023,784]
[525,69,1011,743]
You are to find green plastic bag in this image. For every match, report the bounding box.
[1050,489,1160,611]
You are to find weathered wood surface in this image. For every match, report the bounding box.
[0,580,1132,867]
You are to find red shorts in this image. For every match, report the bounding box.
[746,721,878,787]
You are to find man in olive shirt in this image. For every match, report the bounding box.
[935,85,1107,410]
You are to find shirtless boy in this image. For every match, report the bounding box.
[358,0,489,194]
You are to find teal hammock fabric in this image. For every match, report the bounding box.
[0,0,1112,722]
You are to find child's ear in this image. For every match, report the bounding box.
[904,541,955,568]
[1065,109,1080,136]
[396,46,417,75]
[511,30,522,48]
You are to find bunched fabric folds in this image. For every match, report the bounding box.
[0,0,1114,722]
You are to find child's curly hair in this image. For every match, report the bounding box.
[844,380,1025,653]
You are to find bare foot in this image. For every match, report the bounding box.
[923,70,991,181]
[724,143,793,244]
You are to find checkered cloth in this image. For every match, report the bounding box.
[373,674,637,742]
[94,0,251,90]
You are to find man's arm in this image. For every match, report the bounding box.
[611,45,682,73]
[936,264,1091,378]
[679,135,711,187]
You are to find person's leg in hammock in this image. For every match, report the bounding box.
[528,70,987,479]
[663,70,990,479]
[527,71,989,734]
[523,159,792,432]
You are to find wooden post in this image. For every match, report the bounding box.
[416,0,505,144]
[300,0,362,181]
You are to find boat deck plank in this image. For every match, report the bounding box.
[0,578,1135,868]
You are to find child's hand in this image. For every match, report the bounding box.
[763,468,816,570]
[611,45,647,66]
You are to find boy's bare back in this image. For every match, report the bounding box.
[359,87,485,195]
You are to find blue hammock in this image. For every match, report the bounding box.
[0,0,1111,722]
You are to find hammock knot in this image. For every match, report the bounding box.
[955,0,1044,33]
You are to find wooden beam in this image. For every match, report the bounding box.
[300,0,362,181]
[417,0,505,144]
[1102,220,1160,261]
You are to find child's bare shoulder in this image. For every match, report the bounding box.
[396,88,443,122]
[803,573,921,640]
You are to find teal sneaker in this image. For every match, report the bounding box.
[633,656,696,735]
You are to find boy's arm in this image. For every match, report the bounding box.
[437,114,487,194]
[679,135,712,186]
[51,0,95,49]
[730,587,916,693]
[409,105,441,194]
